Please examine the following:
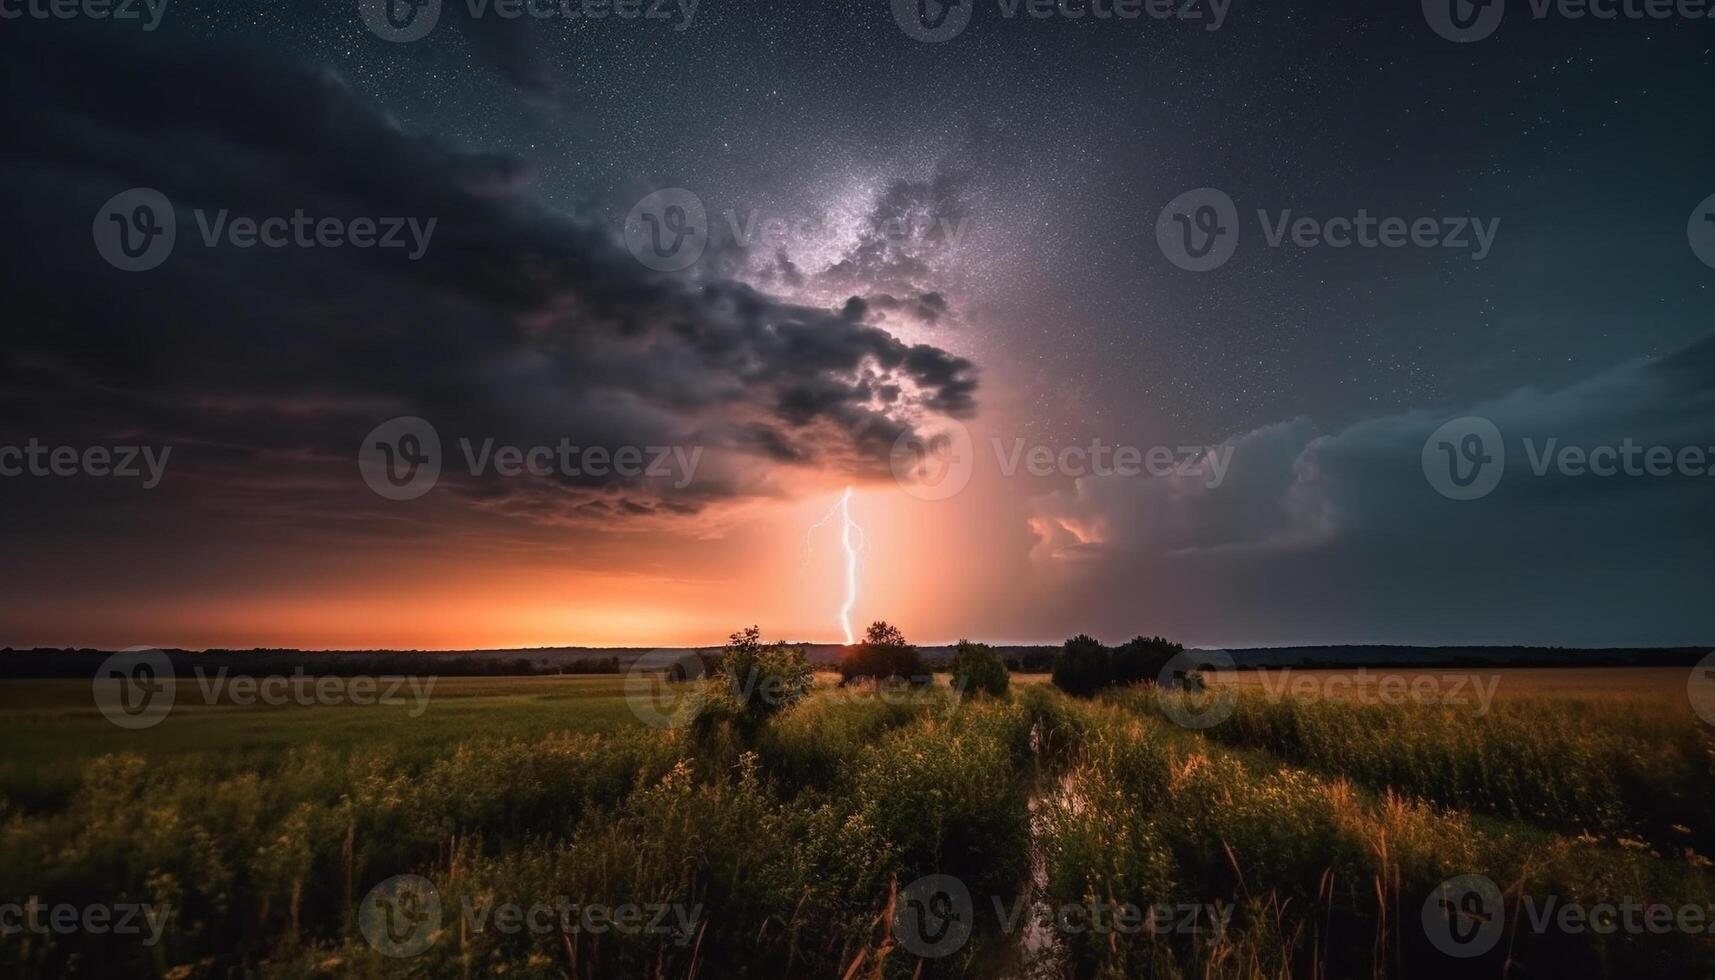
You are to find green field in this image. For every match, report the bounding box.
[0,676,640,811]
[1,669,1712,978]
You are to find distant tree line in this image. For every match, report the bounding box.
[11,638,1686,682]
[688,622,1014,700]
[1002,647,1059,672]
[0,649,622,678]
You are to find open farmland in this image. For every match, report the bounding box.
[1,659,1711,979]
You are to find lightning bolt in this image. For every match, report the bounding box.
[803,486,864,644]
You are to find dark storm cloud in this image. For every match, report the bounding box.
[0,24,976,529]
[754,250,805,292]
[864,292,950,326]
[1027,336,1715,646]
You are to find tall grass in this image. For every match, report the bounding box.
[3,681,1711,978]
[1035,695,1715,979]
[0,685,1041,978]
[1132,689,1715,857]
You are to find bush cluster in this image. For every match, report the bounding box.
[949,639,1009,697]
[693,626,814,739]
[1050,634,1186,697]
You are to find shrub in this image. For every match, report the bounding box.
[752,689,934,792]
[696,626,813,739]
[852,700,1033,896]
[1050,633,1112,697]
[836,620,930,685]
[949,639,1009,697]
[1111,634,1184,686]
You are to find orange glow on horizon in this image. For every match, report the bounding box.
[2,418,1061,652]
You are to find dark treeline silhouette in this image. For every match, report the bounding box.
[1002,647,1060,672]
[0,649,622,678]
[5,642,1703,680]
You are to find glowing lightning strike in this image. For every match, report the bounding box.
[803,486,864,644]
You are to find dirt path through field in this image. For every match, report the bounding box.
[997,722,1072,979]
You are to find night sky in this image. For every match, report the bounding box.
[1,0,1712,649]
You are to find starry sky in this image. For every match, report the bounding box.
[1,0,1712,649]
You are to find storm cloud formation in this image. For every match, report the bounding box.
[0,24,977,532]
[1026,336,1715,646]
[2,2,1713,649]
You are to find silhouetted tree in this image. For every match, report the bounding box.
[949,639,1009,698]
[865,621,907,648]
[1051,634,1112,697]
[1111,635,1184,686]
[837,620,930,685]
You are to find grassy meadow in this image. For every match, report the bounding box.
[0,665,1711,978]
